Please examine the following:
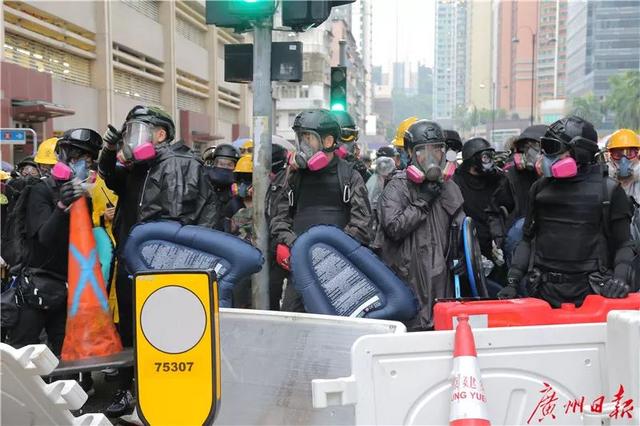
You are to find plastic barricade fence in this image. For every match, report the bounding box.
[433,293,640,330]
[122,221,263,307]
[290,225,418,321]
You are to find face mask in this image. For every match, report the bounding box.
[475,150,496,174]
[295,131,330,171]
[411,144,446,183]
[51,162,73,181]
[237,182,252,198]
[70,159,89,181]
[541,155,577,179]
[514,146,541,171]
[123,121,157,161]
[375,157,396,178]
[206,167,234,187]
[335,144,348,159]
[614,156,635,179]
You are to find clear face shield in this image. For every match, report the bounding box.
[294,130,329,171]
[414,143,446,181]
[375,156,396,178]
[119,120,158,162]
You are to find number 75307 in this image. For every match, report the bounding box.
[154,362,194,373]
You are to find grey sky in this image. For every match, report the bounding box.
[372,0,436,71]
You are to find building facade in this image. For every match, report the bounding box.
[467,0,493,111]
[1,0,253,163]
[565,0,640,99]
[537,0,567,104]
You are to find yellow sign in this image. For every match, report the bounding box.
[134,271,220,425]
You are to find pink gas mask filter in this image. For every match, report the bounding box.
[406,165,426,183]
[132,142,156,161]
[550,157,577,178]
[335,145,348,159]
[51,162,73,181]
[307,151,330,171]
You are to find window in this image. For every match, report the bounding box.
[300,85,310,98]
[122,0,160,22]
[288,113,296,126]
[177,91,206,113]
[4,33,91,87]
[114,69,161,104]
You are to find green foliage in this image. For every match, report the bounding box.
[569,93,606,125]
[606,71,640,130]
[391,91,432,130]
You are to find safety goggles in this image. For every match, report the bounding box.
[340,128,359,143]
[56,145,93,163]
[123,120,155,149]
[609,147,639,161]
[479,150,495,164]
[540,136,569,156]
[239,147,253,155]
[213,157,237,170]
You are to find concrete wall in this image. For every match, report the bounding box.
[24,0,98,33]
[468,1,493,110]
[175,36,208,81]
[51,80,99,131]
[111,1,165,62]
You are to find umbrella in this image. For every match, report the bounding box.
[2,161,14,172]
[232,137,252,149]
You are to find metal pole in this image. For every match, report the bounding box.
[530,33,536,126]
[251,20,273,310]
[339,40,347,67]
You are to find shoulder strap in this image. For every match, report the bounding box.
[337,159,355,204]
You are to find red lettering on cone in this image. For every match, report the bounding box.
[449,315,491,426]
[61,197,122,361]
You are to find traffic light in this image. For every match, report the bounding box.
[206,0,277,30]
[282,0,355,32]
[330,66,347,112]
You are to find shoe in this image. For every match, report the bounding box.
[105,389,134,418]
[79,373,95,398]
[102,367,119,382]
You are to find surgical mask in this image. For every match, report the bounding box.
[122,120,157,162]
[541,155,577,179]
[206,166,234,187]
[442,149,458,181]
[294,130,330,171]
[513,146,541,171]
[408,143,446,183]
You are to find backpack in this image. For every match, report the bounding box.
[1,177,51,273]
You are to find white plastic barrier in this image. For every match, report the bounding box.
[1,343,111,426]
[313,311,640,425]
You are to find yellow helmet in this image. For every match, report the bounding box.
[35,137,58,165]
[607,129,640,150]
[234,155,253,174]
[240,139,254,156]
[393,117,418,148]
[0,170,11,181]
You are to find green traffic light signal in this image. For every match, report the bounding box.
[330,66,347,112]
[228,0,277,19]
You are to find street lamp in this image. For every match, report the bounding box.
[512,26,536,126]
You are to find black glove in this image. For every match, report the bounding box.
[497,272,522,299]
[103,124,122,148]
[58,180,84,209]
[600,278,630,299]
[417,181,442,205]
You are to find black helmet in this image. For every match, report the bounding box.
[202,145,217,163]
[543,116,599,164]
[125,105,175,142]
[272,143,288,173]
[292,109,341,144]
[376,146,397,158]
[331,110,359,143]
[403,120,445,152]
[444,129,463,153]
[56,128,103,160]
[17,156,38,170]
[212,144,240,162]
[515,125,548,148]
[462,137,493,162]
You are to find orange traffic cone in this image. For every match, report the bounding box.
[61,196,122,361]
[449,315,491,426]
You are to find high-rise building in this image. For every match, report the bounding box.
[1,0,253,163]
[496,0,540,121]
[372,65,383,86]
[417,65,433,97]
[565,1,640,100]
[537,0,567,103]
[392,62,406,92]
[351,0,373,116]
[467,0,493,111]
[434,0,468,120]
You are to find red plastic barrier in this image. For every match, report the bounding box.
[433,294,640,330]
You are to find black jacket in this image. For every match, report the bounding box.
[98,143,219,253]
[488,167,539,241]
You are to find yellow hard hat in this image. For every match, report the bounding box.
[242,139,254,149]
[34,137,58,165]
[0,170,11,181]
[393,117,418,148]
[234,155,253,174]
[607,129,640,150]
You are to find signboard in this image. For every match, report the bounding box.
[1,129,27,144]
[134,270,220,425]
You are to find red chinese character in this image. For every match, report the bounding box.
[591,395,605,413]
[609,385,634,420]
[564,396,585,414]
[528,382,558,424]
[469,376,477,390]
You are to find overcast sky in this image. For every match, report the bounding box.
[371,0,436,71]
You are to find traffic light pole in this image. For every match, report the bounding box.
[251,19,273,310]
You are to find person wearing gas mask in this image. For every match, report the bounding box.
[453,138,507,289]
[377,120,465,330]
[269,109,373,312]
[7,129,102,356]
[607,129,640,203]
[203,143,242,231]
[99,105,218,417]
[332,110,372,182]
[392,117,418,169]
[367,146,398,210]
[488,125,546,268]
[444,129,463,154]
[498,116,636,306]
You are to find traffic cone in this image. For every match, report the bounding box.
[449,315,491,426]
[61,196,122,361]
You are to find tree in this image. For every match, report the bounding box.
[569,93,606,125]
[607,71,640,130]
[390,91,433,134]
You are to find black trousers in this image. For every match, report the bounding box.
[115,265,134,390]
[280,276,305,313]
[269,261,288,310]
[8,304,67,356]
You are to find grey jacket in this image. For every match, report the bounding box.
[377,172,464,329]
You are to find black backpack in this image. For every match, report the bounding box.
[1,177,51,273]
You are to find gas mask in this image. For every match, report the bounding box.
[540,154,577,179]
[406,143,446,184]
[232,181,253,199]
[474,150,496,175]
[609,148,640,180]
[294,130,331,171]
[513,146,541,171]
[118,120,158,163]
[206,167,235,187]
[375,156,396,178]
[442,149,458,181]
